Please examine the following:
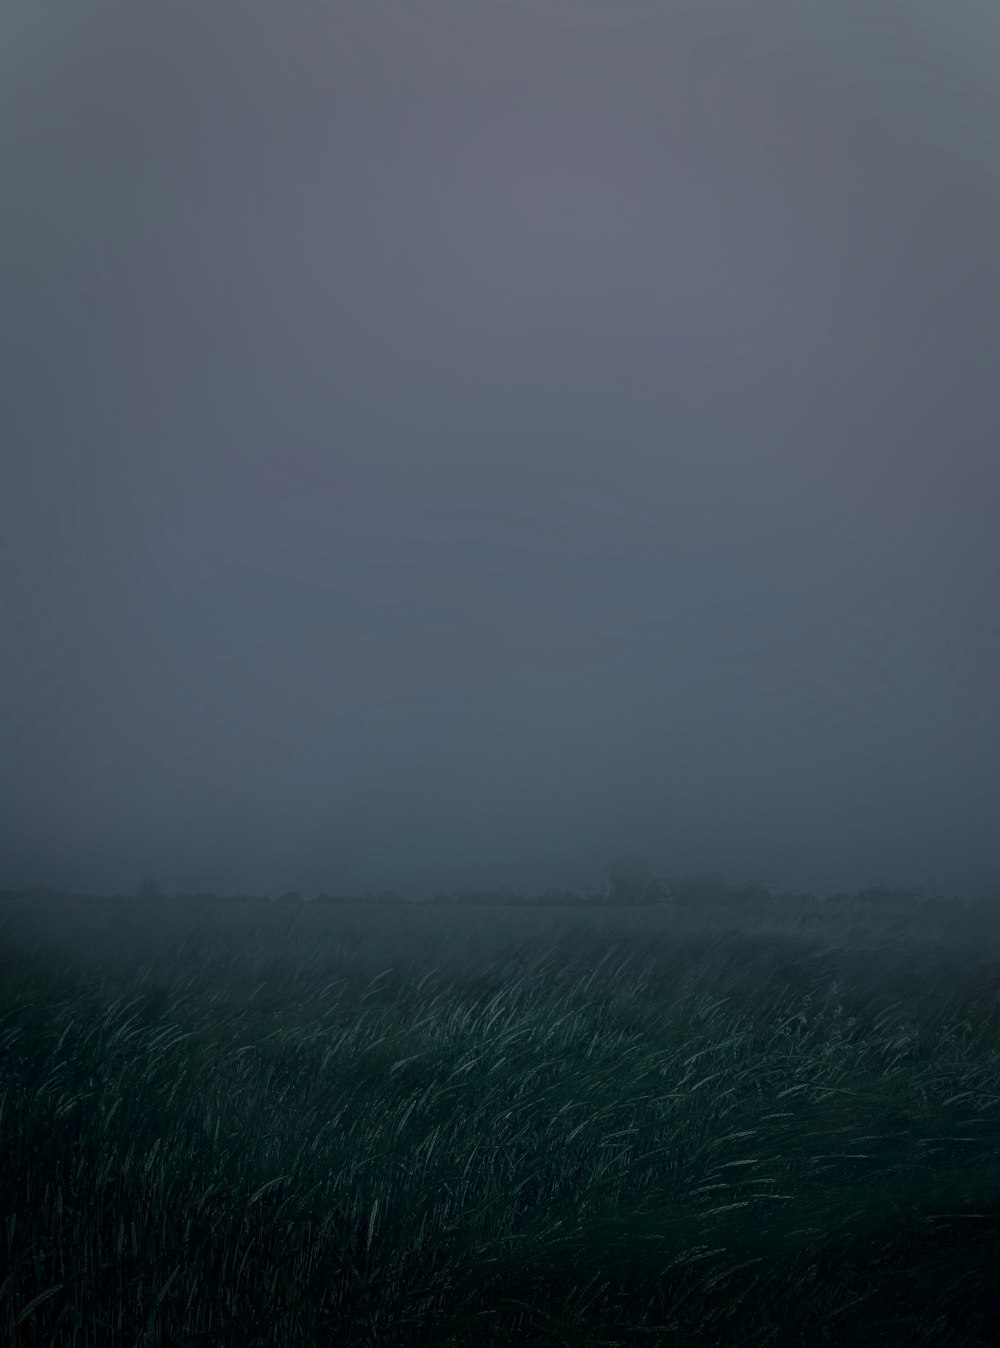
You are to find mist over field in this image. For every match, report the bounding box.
[3,2,1000,897]
[1,887,999,1344]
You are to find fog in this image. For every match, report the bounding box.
[3,0,999,901]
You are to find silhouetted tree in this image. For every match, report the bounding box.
[135,873,164,900]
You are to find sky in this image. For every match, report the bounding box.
[2,0,999,901]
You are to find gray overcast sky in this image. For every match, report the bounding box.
[3,0,999,899]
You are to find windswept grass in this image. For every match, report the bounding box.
[1,896,999,1344]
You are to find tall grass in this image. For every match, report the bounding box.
[1,896,999,1344]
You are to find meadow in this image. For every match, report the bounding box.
[1,890,998,1345]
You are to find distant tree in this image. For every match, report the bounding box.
[670,871,731,905]
[605,856,669,905]
[135,873,164,900]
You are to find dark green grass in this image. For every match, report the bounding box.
[1,896,999,1345]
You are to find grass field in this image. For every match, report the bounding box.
[1,892,998,1345]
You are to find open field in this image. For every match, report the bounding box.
[2,893,999,1345]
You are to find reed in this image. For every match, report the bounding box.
[1,895,998,1344]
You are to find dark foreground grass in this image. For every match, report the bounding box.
[1,896,999,1345]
